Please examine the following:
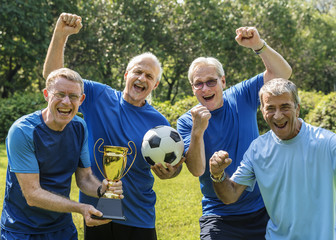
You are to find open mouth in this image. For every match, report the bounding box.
[134,83,146,92]
[57,108,72,116]
[203,94,215,101]
[274,122,287,129]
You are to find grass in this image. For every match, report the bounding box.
[0,144,202,239]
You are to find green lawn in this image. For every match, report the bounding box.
[0,144,202,239]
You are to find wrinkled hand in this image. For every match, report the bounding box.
[102,179,124,199]
[55,12,82,37]
[191,105,211,136]
[82,204,111,227]
[152,157,185,179]
[209,151,232,177]
[235,26,264,50]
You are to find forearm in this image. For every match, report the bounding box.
[43,31,67,79]
[26,187,86,214]
[258,43,292,82]
[212,176,245,204]
[76,170,101,198]
[185,132,206,177]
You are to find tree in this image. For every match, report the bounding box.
[0,0,78,98]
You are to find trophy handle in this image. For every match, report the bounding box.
[120,141,137,178]
[94,138,107,179]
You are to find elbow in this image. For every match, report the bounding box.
[42,68,48,80]
[284,66,292,80]
[217,195,238,205]
[190,168,205,177]
[221,198,236,205]
[25,195,38,207]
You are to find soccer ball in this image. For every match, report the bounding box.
[141,125,184,167]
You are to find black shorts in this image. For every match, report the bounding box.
[84,221,157,240]
[199,207,269,240]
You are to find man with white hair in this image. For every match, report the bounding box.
[43,13,182,240]
[177,27,292,239]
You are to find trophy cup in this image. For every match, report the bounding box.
[92,138,136,220]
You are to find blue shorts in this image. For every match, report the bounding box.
[199,207,269,240]
[1,224,77,240]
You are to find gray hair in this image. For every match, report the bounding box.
[46,68,84,94]
[126,52,162,82]
[188,57,225,85]
[259,78,300,108]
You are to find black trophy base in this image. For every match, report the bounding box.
[92,198,126,221]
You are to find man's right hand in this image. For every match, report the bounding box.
[55,13,82,37]
[209,151,232,177]
[191,105,211,137]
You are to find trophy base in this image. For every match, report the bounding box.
[92,198,126,221]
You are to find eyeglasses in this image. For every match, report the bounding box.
[51,92,82,102]
[192,79,218,90]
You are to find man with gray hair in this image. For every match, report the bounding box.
[43,13,182,240]
[209,78,336,239]
[177,27,292,239]
[0,68,123,240]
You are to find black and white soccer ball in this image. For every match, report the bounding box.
[141,125,184,167]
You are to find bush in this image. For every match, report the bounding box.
[0,92,46,142]
[306,92,336,133]
[153,96,199,129]
[298,90,324,120]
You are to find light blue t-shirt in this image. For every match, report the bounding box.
[232,120,336,239]
[79,80,169,228]
[177,74,265,216]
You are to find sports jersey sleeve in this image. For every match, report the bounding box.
[231,73,264,110]
[177,112,193,155]
[79,119,91,168]
[230,146,257,191]
[6,124,39,173]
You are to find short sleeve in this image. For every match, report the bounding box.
[177,113,193,155]
[6,125,39,173]
[230,151,257,192]
[79,119,91,168]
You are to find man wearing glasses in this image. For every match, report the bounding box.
[1,68,123,240]
[177,27,292,240]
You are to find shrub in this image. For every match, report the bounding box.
[0,92,46,142]
[306,92,336,133]
[153,96,199,129]
[298,90,324,120]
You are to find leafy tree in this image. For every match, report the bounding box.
[0,0,78,98]
[306,92,336,132]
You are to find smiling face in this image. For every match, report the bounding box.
[123,57,160,107]
[43,77,85,131]
[192,65,225,111]
[261,92,301,140]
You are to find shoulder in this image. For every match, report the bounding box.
[83,79,121,99]
[226,73,264,94]
[146,104,170,124]
[304,122,336,144]
[69,115,87,130]
[8,111,42,135]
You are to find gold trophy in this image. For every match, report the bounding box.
[92,138,136,220]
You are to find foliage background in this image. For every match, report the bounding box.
[0,0,335,239]
[1,0,335,101]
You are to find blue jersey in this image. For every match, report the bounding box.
[177,74,265,216]
[1,110,90,234]
[232,120,336,239]
[78,80,169,228]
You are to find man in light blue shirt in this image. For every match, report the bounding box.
[209,78,336,239]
